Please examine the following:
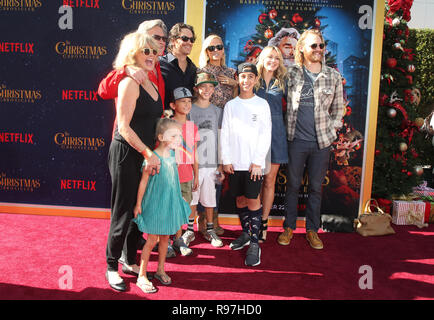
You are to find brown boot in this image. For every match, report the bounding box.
[306,230,323,250]
[198,211,207,237]
[213,210,224,236]
[277,227,293,246]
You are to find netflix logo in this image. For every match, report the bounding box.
[60,179,96,191]
[0,132,34,144]
[62,0,100,8]
[62,90,98,101]
[0,42,34,54]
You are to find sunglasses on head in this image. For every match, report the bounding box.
[152,34,167,42]
[178,35,195,43]
[207,44,224,51]
[142,48,158,55]
[310,43,325,50]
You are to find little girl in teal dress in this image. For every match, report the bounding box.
[134,149,191,235]
[133,118,190,294]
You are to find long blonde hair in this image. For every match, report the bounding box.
[113,32,158,70]
[198,34,226,68]
[294,29,325,66]
[255,46,287,91]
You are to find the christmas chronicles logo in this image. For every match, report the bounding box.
[55,41,107,59]
[62,0,100,8]
[62,89,98,101]
[54,132,105,151]
[0,173,41,192]
[0,42,35,54]
[121,0,175,15]
[0,132,34,144]
[60,179,96,191]
[0,84,42,103]
[0,0,42,11]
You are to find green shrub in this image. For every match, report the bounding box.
[409,28,434,117]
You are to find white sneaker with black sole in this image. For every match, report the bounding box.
[204,229,223,247]
[106,270,126,292]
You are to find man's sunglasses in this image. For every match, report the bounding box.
[310,43,325,50]
[152,34,167,42]
[178,35,195,43]
[207,44,224,51]
[142,48,158,55]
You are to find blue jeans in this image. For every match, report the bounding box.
[283,139,330,232]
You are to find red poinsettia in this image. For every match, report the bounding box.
[387,0,413,21]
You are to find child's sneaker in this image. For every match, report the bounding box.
[245,242,261,266]
[181,230,195,247]
[166,244,176,258]
[229,232,250,250]
[204,229,223,247]
[172,238,193,256]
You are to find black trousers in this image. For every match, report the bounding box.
[106,140,143,271]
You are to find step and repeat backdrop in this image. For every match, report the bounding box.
[1,1,382,229]
[0,1,184,210]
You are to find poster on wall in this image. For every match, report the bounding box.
[206,0,375,229]
[0,2,184,210]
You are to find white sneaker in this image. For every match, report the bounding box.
[179,245,193,256]
[181,230,195,247]
[106,270,126,291]
[172,238,193,256]
[205,229,223,247]
[106,270,124,284]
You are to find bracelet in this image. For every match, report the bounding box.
[140,147,153,160]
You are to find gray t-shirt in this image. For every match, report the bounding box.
[189,103,223,168]
[294,67,318,142]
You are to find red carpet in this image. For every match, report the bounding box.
[0,213,433,300]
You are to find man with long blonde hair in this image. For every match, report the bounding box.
[278,29,344,250]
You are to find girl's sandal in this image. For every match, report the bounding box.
[137,276,158,294]
[258,219,268,243]
[154,273,172,285]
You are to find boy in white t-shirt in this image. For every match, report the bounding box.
[220,62,272,266]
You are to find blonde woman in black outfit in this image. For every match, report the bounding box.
[105,32,163,292]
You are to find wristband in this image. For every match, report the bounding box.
[140,147,153,160]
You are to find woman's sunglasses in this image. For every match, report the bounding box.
[142,48,158,55]
[152,34,167,42]
[178,35,195,43]
[310,43,325,50]
[207,44,224,52]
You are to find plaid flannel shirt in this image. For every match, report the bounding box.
[285,64,345,149]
